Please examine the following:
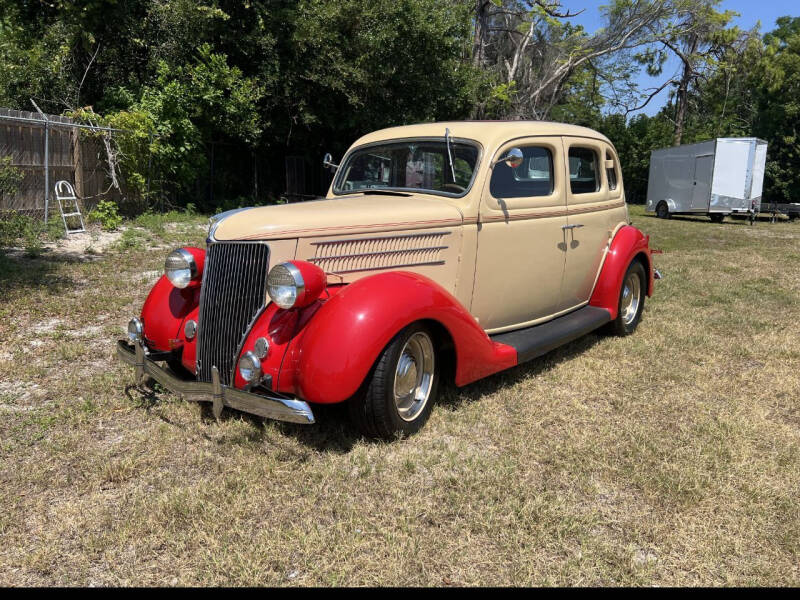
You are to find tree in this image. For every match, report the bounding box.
[635,0,739,145]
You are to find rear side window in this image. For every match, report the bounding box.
[568,147,599,194]
[490,146,554,198]
[606,150,618,191]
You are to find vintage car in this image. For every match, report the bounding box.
[118,121,658,438]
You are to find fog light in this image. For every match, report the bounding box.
[127,317,143,343]
[238,351,262,383]
[253,337,270,359]
[184,319,197,340]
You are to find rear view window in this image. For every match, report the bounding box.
[569,147,599,194]
[490,146,554,198]
[606,150,618,191]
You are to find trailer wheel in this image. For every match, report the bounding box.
[789,212,799,222]
[655,201,670,219]
[710,213,725,223]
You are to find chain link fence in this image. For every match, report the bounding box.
[0,107,122,222]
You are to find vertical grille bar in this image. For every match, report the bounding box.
[197,242,270,385]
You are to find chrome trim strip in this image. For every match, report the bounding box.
[323,260,446,275]
[308,246,449,263]
[310,231,452,246]
[118,340,314,424]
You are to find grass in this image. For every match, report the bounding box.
[0,206,798,586]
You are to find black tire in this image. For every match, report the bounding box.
[607,261,646,337]
[788,212,799,222]
[655,201,670,219]
[709,213,725,223]
[349,323,439,439]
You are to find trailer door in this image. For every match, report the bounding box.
[691,154,714,210]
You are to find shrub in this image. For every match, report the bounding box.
[0,210,44,255]
[88,200,124,231]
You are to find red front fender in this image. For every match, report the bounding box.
[589,225,653,320]
[280,272,517,404]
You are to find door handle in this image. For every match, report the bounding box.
[562,224,584,230]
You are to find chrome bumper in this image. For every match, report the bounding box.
[116,340,314,424]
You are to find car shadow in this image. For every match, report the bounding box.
[126,331,606,455]
[437,331,604,411]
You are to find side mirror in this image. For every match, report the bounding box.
[323,152,339,172]
[493,147,524,169]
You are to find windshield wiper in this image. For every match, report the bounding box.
[361,190,411,197]
[445,127,456,183]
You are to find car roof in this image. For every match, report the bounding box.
[351,120,613,149]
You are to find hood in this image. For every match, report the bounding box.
[211,194,464,241]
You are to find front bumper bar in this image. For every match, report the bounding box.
[116,340,314,424]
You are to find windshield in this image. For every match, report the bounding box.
[333,139,480,197]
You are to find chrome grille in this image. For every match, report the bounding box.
[197,242,270,385]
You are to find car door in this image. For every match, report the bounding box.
[472,137,568,333]
[558,138,618,312]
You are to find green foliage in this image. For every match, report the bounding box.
[0,211,44,255]
[0,156,23,198]
[0,0,798,210]
[88,200,123,231]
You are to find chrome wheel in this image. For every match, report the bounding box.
[620,271,642,326]
[393,331,435,422]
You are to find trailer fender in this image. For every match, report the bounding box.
[589,225,653,320]
[283,271,517,404]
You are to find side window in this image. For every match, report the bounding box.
[606,150,618,191]
[568,147,599,194]
[490,146,554,198]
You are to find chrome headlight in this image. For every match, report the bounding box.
[164,248,198,289]
[267,262,305,309]
[238,351,262,383]
[127,317,143,343]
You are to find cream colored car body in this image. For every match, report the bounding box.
[212,121,629,334]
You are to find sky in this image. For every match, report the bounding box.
[559,0,799,116]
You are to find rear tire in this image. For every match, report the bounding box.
[710,213,725,223]
[349,323,439,439]
[655,201,670,219]
[607,261,646,337]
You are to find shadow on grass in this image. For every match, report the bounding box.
[641,213,786,226]
[438,331,605,412]
[125,331,606,455]
[0,248,84,295]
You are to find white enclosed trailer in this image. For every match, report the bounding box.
[645,138,768,222]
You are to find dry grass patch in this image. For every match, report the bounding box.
[0,206,798,585]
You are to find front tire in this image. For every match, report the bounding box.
[655,201,670,219]
[607,261,646,336]
[349,323,439,439]
[710,213,725,223]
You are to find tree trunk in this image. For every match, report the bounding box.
[673,36,699,147]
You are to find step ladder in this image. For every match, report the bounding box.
[54,180,86,234]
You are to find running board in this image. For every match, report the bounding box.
[490,306,612,364]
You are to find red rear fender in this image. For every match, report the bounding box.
[589,225,653,319]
